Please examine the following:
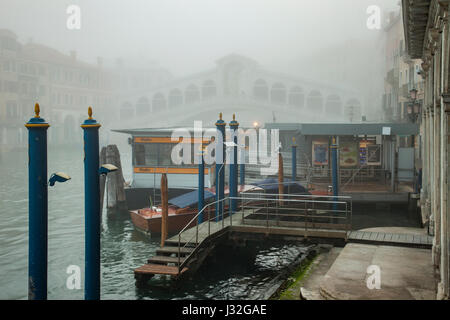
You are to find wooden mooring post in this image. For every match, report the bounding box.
[99,144,127,214]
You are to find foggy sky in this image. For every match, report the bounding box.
[0,0,398,76]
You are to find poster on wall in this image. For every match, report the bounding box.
[312,141,328,166]
[339,142,358,167]
[367,144,381,165]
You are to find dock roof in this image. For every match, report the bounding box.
[265,122,419,136]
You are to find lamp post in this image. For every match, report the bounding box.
[229,114,239,213]
[409,88,419,123]
[215,113,226,222]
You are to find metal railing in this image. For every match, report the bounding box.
[176,188,352,273]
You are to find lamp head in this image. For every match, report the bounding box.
[49,172,71,186]
[99,164,118,175]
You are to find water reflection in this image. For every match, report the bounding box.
[0,147,308,300]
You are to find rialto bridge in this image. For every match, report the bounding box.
[113,54,365,130]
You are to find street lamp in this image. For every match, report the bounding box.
[410,88,418,100]
[408,88,419,123]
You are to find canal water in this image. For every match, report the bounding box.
[0,146,309,300]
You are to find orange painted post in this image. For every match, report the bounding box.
[160,173,168,247]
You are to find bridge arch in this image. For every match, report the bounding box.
[169,89,183,108]
[307,90,323,112]
[185,84,200,104]
[253,79,269,100]
[120,102,134,120]
[288,86,304,108]
[202,80,216,99]
[270,82,287,105]
[325,94,343,115]
[136,97,151,116]
[152,92,167,112]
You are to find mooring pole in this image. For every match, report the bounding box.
[292,137,297,182]
[81,107,101,300]
[215,113,226,221]
[198,148,205,224]
[331,136,339,211]
[26,103,49,300]
[229,114,239,213]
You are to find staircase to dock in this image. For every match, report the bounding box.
[134,193,353,286]
[134,240,195,283]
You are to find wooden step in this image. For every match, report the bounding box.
[147,255,186,265]
[156,246,195,256]
[134,264,188,276]
[164,239,198,247]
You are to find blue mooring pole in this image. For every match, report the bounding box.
[239,148,245,186]
[26,103,49,300]
[215,113,226,221]
[331,136,339,211]
[81,107,101,300]
[198,148,205,224]
[229,114,239,213]
[292,137,297,182]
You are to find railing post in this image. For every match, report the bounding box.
[208,206,211,236]
[198,148,205,224]
[81,107,101,300]
[305,201,308,237]
[178,233,181,272]
[222,199,225,229]
[230,198,233,226]
[26,103,50,300]
[242,195,245,223]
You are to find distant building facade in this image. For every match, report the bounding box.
[0,29,171,148]
[382,9,424,125]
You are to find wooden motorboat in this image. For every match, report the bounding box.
[130,179,309,235]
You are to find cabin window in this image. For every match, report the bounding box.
[134,143,196,167]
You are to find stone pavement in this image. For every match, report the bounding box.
[319,243,436,300]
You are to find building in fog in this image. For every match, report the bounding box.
[0,29,171,149]
[293,37,385,122]
[382,8,424,126]
[115,54,365,130]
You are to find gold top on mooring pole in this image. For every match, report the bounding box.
[88,106,93,119]
[34,103,40,118]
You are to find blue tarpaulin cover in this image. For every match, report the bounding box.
[168,190,216,208]
[254,178,309,194]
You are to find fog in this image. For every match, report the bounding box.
[0,0,403,146]
[1,0,398,74]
